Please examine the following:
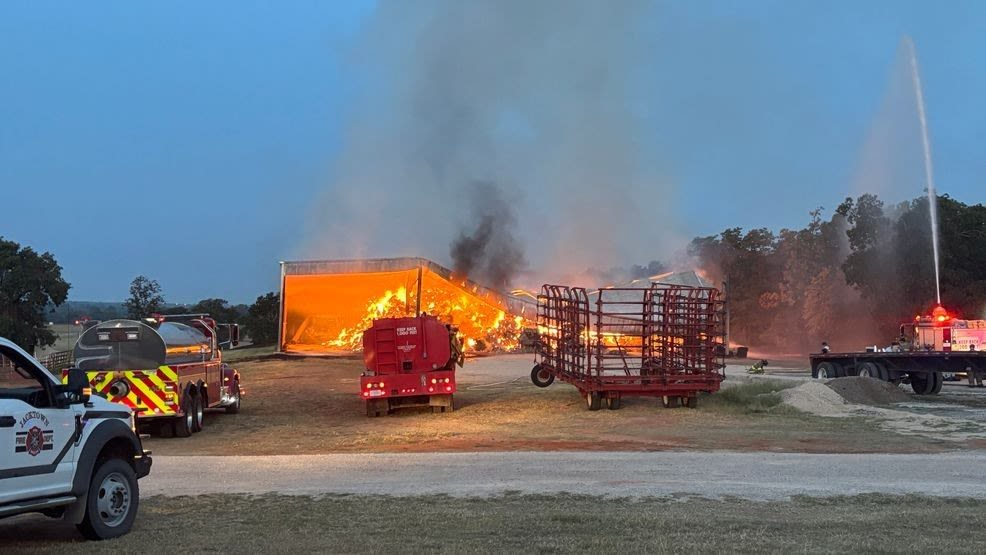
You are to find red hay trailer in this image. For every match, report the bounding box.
[531,283,725,409]
[360,315,464,416]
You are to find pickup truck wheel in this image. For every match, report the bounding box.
[225,382,241,414]
[76,458,139,540]
[531,365,554,387]
[192,392,205,433]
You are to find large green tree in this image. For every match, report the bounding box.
[242,292,279,346]
[0,237,70,352]
[189,298,241,324]
[689,227,781,346]
[125,276,164,319]
[690,192,986,351]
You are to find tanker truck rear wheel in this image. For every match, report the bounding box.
[173,396,194,438]
[191,392,205,433]
[531,365,554,388]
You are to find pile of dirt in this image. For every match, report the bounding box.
[825,377,909,406]
[780,382,851,417]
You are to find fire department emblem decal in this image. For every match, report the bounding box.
[25,427,45,456]
[15,411,54,456]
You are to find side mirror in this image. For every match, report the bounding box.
[66,368,91,403]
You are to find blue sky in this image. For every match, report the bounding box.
[2,1,985,303]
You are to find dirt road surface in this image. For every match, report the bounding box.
[143,450,986,500]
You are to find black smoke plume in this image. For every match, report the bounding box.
[450,182,526,289]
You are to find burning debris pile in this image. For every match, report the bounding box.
[279,258,533,354]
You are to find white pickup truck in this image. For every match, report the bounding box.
[0,337,152,539]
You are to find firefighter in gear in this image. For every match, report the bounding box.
[967,345,983,388]
[447,324,465,368]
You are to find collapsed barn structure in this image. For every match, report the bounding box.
[277,258,535,354]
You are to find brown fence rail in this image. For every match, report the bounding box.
[39,350,74,371]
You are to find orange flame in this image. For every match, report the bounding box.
[280,269,534,353]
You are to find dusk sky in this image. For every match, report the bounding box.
[3,1,985,303]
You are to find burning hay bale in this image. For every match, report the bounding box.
[278,258,534,354]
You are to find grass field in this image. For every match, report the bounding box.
[141,356,953,456]
[4,493,984,553]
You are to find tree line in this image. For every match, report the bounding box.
[688,194,986,351]
[0,236,279,353]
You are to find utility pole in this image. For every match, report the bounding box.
[722,277,730,352]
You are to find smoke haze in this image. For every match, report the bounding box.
[449,182,526,289]
[305,0,680,290]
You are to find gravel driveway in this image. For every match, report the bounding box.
[145,450,986,500]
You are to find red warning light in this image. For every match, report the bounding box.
[931,305,950,325]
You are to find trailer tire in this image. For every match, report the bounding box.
[858,362,881,380]
[874,363,890,382]
[606,395,622,410]
[910,373,933,395]
[930,371,944,395]
[531,365,554,388]
[662,395,680,408]
[815,362,837,379]
[586,391,601,411]
[685,396,698,409]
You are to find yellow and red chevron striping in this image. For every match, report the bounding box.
[69,368,180,417]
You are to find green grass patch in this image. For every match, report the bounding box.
[706,380,800,414]
[4,493,986,553]
[222,344,277,362]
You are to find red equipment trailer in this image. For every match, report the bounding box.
[530,283,725,409]
[360,314,464,416]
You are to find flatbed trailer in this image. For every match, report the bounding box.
[809,351,986,394]
[531,283,725,409]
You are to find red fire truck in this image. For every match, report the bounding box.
[360,314,464,416]
[810,305,986,394]
[67,314,242,436]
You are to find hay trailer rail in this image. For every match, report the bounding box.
[530,283,725,410]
